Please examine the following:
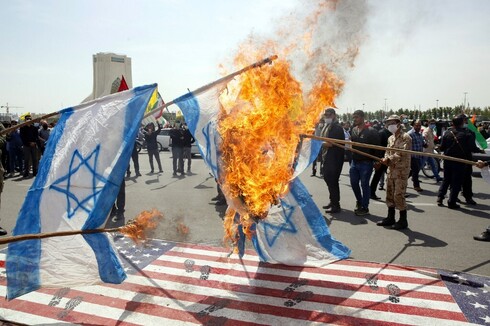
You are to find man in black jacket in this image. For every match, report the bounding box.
[169,121,186,176]
[20,115,39,178]
[437,115,481,209]
[321,108,345,213]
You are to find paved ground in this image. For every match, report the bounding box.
[1,150,489,276]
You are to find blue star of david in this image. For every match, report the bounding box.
[261,199,298,247]
[50,145,108,219]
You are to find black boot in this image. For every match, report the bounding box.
[392,210,408,230]
[377,207,396,226]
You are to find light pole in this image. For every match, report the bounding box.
[436,99,439,109]
[362,103,365,111]
[463,92,467,110]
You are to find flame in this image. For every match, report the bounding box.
[216,0,364,248]
[119,208,163,244]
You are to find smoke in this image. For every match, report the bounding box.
[229,0,370,97]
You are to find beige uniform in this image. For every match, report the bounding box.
[384,131,412,210]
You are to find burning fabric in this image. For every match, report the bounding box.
[175,57,350,266]
[175,0,367,265]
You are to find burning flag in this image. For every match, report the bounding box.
[6,84,156,300]
[174,56,350,266]
[174,0,368,265]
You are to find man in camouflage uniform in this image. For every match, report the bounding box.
[377,115,412,230]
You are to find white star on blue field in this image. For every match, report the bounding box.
[261,200,298,247]
[50,145,108,219]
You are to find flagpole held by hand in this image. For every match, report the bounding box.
[0,209,164,246]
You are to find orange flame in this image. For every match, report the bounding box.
[217,0,362,247]
[119,208,164,244]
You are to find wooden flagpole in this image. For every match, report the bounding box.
[1,56,278,136]
[142,55,278,120]
[301,134,478,166]
[0,228,119,245]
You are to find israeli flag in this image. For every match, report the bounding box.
[175,83,350,266]
[6,84,156,300]
[252,177,351,266]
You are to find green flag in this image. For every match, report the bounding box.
[468,120,488,149]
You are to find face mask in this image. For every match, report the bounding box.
[175,123,181,129]
[429,124,436,129]
[33,123,39,127]
[324,118,333,125]
[387,125,398,134]
[463,123,468,128]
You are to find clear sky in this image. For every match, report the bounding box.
[0,0,489,116]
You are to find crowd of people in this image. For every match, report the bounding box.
[0,111,488,242]
[314,109,489,240]
[0,115,53,235]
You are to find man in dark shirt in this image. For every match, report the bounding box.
[370,124,392,199]
[182,124,195,173]
[349,110,380,216]
[20,115,39,178]
[437,115,480,209]
[169,120,186,176]
[320,108,345,213]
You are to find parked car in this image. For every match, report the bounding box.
[157,128,201,156]
[156,128,172,150]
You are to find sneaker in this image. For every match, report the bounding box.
[215,199,227,206]
[173,172,177,176]
[436,197,444,206]
[378,185,384,191]
[370,194,381,200]
[355,207,370,216]
[159,170,163,173]
[325,206,341,214]
[447,202,460,210]
[136,171,142,177]
[8,172,14,178]
[354,201,361,213]
[474,231,490,242]
[414,186,423,192]
[322,203,332,209]
[0,227,7,236]
[465,198,477,205]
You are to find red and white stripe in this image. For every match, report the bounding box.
[0,242,472,325]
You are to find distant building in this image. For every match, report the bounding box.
[83,52,133,102]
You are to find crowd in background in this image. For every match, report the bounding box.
[312,108,489,240]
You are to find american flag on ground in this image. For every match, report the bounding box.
[0,237,489,325]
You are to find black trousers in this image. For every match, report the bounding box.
[438,161,464,204]
[461,164,473,200]
[370,164,388,194]
[323,160,344,206]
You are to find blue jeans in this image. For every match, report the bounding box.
[421,156,441,180]
[349,160,374,209]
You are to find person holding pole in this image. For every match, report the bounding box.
[349,110,380,216]
[377,115,412,230]
[437,115,478,209]
[320,108,345,214]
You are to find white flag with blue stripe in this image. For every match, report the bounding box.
[175,82,350,266]
[252,177,350,266]
[6,84,156,300]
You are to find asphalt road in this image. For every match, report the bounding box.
[1,151,489,276]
